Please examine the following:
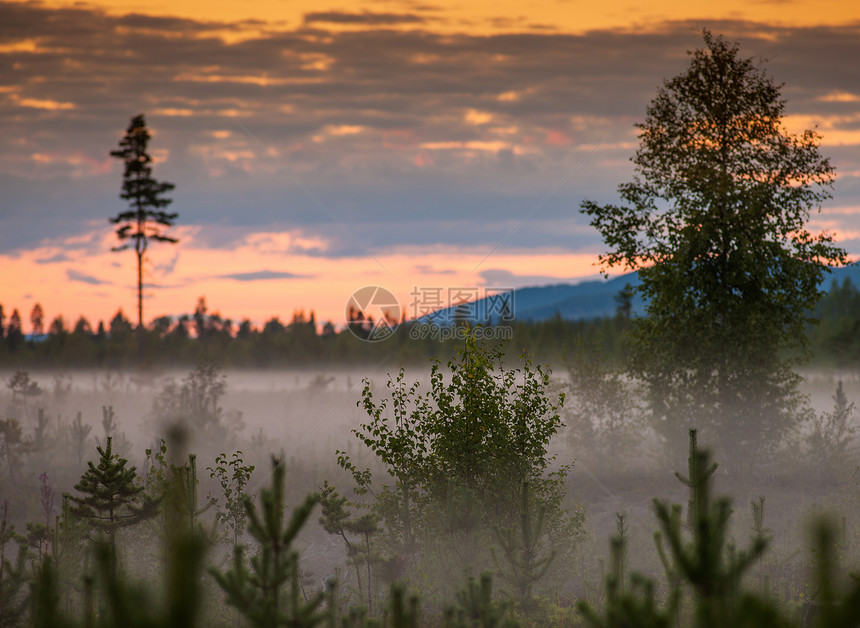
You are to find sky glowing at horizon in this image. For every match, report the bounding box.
[2,0,860,331]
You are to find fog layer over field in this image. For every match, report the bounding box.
[3,362,860,613]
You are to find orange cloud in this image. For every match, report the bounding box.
[9,0,860,38]
[545,131,571,146]
[12,95,75,110]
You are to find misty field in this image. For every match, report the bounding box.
[3,359,860,627]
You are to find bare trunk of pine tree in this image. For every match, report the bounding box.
[137,248,143,363]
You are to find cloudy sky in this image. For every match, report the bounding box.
[2,0,860,330]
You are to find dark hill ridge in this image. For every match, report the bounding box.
[510,273,644,322]
[421,265,860,324]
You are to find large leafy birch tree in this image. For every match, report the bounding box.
[581,31,847,460]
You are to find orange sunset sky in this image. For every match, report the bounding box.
[1,0,860,330]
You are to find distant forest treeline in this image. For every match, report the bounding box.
[1,277,859,369]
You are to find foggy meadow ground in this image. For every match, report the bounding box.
[3,361,860,621]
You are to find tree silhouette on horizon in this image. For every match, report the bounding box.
[109,113,177,362]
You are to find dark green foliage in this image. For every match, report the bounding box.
[169,453,215,533]
[344,333,566,531]
[580,31,847,461]
[48,496,88,618]
[804,519,860,628]
[159,513,208,628]
[443,573,518,628]
[30,558,75,628]
[109,113,178,356]
[350,512,383,613]
[0,503,29,628]
[208,450,254,544]
[66,437,158,549]
[808,277,860,367]
[750,497,771,547]
[109,113,177,247]
[750,496,772,596]
[0,419,26,486]
[13,422,860,627]
[331,583,421,628]
[319,482,386,608]
[614,284,634,324]
[0,298,637,369]
[338,333,580,596]
[4,309,22,353]
[31,459,209,628]
[579,430,797,628]
[380,584,420,628]
[340,367,426,555]
[142,439,169,499]
[672,429,719,530]
[493,482,556,612]
[319,481,353,539]
[653,430,768,626]
[418,338,562,506]
[146,439,216,538]
[8,279,860,369]
[803,382,857,480]
[25,522,49,561]
[578,516,676,628]
[210,457,327,627]
[79,523,204,628]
